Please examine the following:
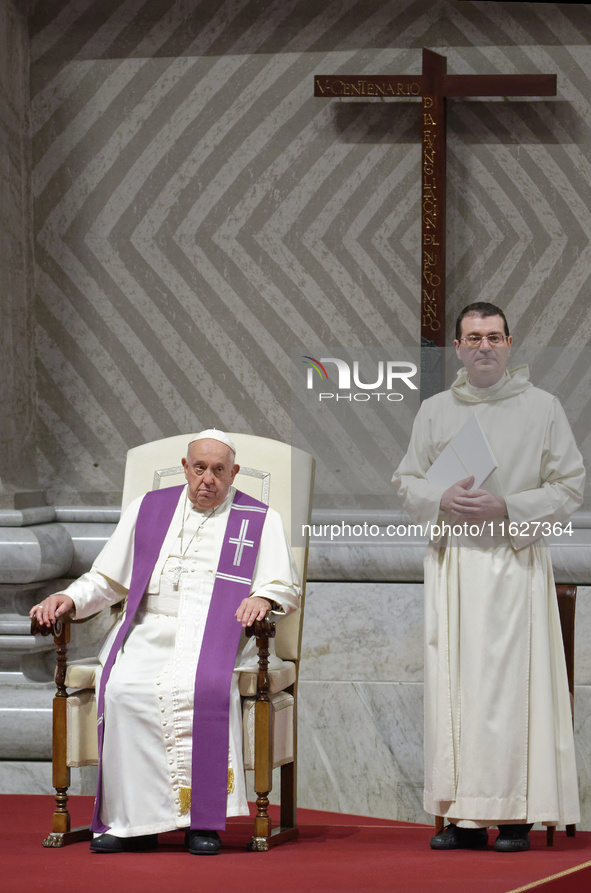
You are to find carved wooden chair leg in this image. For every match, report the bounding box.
[246,618,274,852]
[47,683,71,845]
[280,745,296,830]
[250,695,273,850]
[277,681,298,841]
[31,617,92,847]
[546,585,577,846]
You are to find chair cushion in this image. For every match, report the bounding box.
[238,661,296,697]
[63,659,99,690]
[62,659,296,768]
[63,659,295,695]
[66,689,99,767]
[242,691,294,769]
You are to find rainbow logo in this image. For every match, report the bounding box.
[302,356,329,380]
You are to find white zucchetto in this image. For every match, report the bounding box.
[188,429,237,455]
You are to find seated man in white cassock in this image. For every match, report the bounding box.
[31,430,301,855]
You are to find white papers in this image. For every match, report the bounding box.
[426,413,497,490]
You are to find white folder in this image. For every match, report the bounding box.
[426,413,497,490]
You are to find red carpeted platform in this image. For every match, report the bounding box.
[3,796,591,893]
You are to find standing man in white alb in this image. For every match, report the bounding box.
[393,303,584,852]
[31,430,300,855]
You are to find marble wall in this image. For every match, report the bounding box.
[297,581,425,822]
[296,579,591,829]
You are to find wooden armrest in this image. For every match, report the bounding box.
[31,609,114,695]
[30,616,73,696]
[30,611,97,846]
[30,603,120,638]
[245,616,276,641]
[245,615,277,700]
[30,614,74,639]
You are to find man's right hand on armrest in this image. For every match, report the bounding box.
[29,594,74,628]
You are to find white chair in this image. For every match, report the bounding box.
[32,433,314,851]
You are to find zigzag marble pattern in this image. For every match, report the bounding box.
[29,0,591,503]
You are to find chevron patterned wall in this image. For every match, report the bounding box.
[0,1,34,496]
[29,0,591,505]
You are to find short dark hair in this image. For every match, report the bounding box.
[455,302,510,341]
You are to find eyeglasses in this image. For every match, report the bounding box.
[458,334,507,347]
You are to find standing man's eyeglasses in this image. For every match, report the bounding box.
[458,334,508,347]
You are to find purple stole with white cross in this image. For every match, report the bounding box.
[90,485,268,834]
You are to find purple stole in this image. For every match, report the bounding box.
[90,485,268,834]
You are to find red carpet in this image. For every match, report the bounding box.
[3,796,591,893]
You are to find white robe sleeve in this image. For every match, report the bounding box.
[392,402,446,537]
[248,507,301,616]
[58,496,146,619]
[505,397,585,548]
[63,571,128,620]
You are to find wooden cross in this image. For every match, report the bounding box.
[314,49,556,397]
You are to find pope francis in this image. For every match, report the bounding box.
[31,430,301,855]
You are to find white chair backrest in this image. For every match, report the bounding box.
[121,433,315,661]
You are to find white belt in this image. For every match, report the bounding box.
[146,566,213,615]
[144,593,181,616]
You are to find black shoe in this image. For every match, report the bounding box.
[430,823,489,850]
[494,824,533,853]
[186,829,222,855]
[90,832,158,853]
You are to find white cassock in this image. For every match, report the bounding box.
[65,485,301,837]
[392,365,584,828]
